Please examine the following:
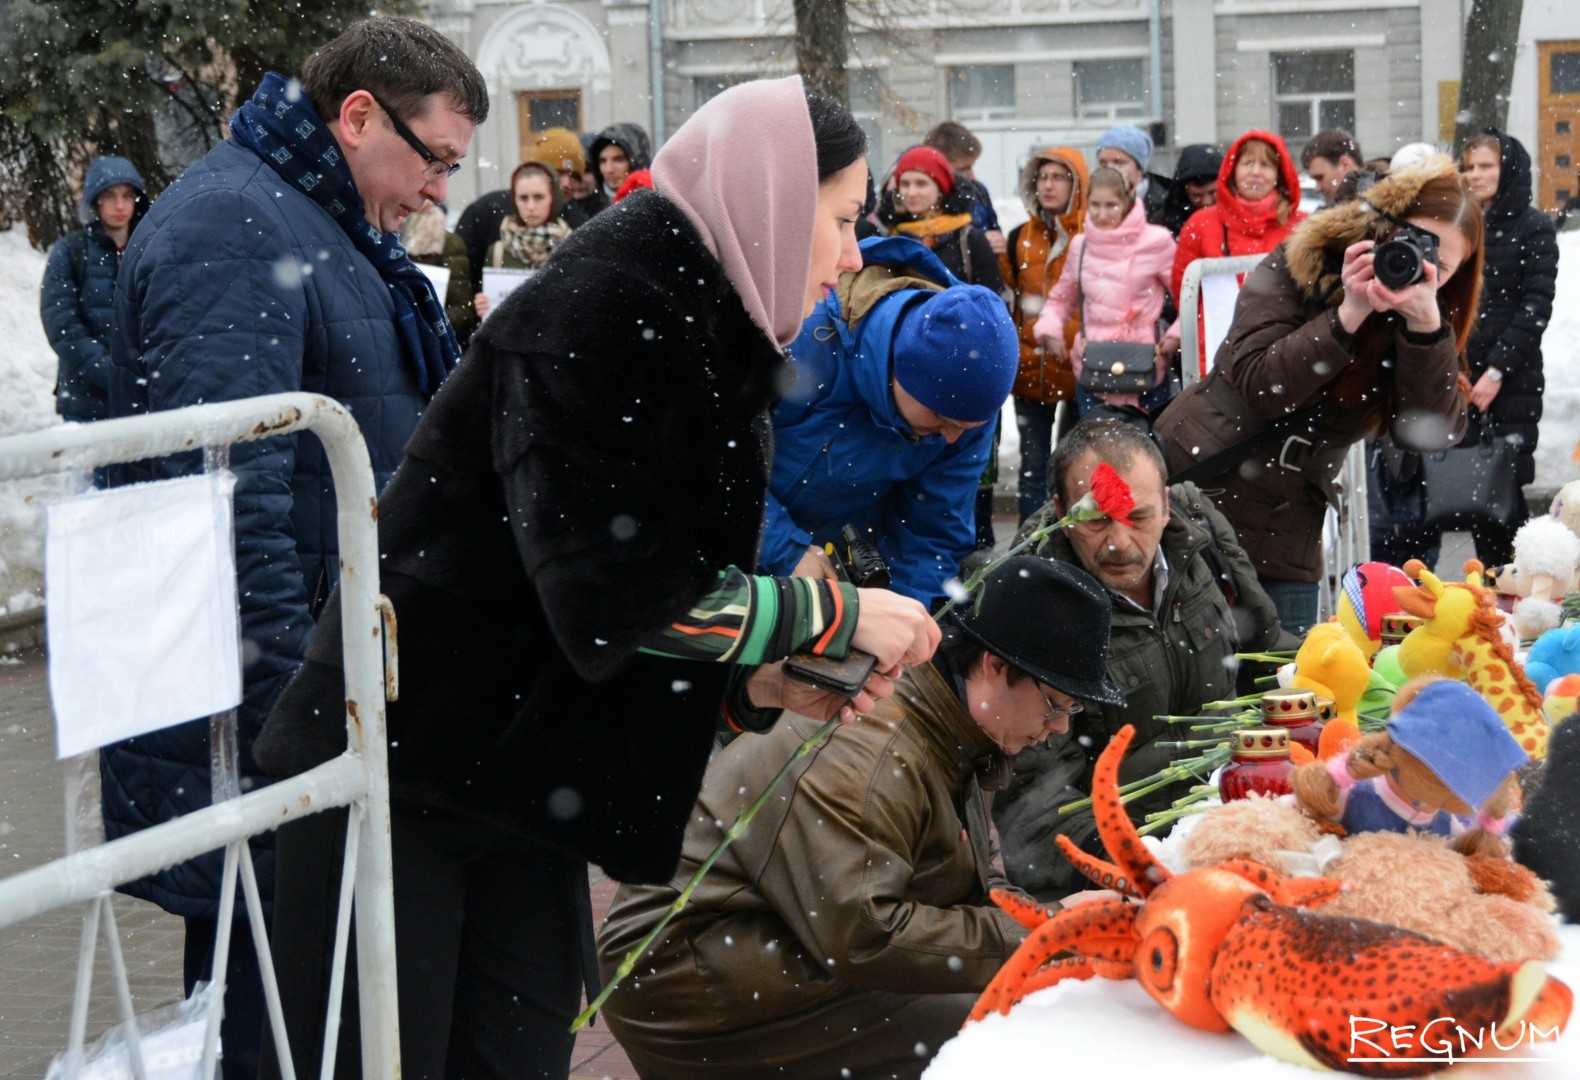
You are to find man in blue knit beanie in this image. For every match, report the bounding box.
[761,234,1017,606]
[1097,123,1173,227]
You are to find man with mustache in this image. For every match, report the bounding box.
[991,418,1295,900]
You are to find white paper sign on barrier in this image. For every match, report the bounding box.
[1199,271,1244,375]
[45,472,241,759]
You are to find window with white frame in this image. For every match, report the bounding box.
[947,65,1015,123]
[1074,58,1147,121]
[1272,51,1355,144]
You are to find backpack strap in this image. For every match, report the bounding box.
[1006,222,1026,291]
[69,231,88,292]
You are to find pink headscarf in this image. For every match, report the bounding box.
[651,76,818,348]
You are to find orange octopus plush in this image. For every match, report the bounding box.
[970,726,1572,1075]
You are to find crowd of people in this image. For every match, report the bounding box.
[34,13,1567,1079]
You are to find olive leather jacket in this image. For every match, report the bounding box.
[598,660,1025,1037]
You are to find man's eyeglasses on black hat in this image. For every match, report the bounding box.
[1037,684,1085,722]
[370,92,461,179]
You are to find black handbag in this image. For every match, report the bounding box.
[1079,342,1162,393]
[1419,417,1520,531]
[1073,239,1164,395]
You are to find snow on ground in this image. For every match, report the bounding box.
[1529,228,1580,499]
[0,225,68,613]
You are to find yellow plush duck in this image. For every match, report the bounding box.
[1291,621,1369,758]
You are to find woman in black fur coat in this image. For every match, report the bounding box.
[254,79,939,1080]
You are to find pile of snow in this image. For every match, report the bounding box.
[0,225,68,613]
[1530,228,1580,496]
[928,924,1580,1076]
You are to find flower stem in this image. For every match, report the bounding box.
[934,522,1058,620]
[570,716,840,1031]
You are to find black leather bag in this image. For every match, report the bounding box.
[1079,342,1163,393]
[1420,418,1520,531]
[1072,239,1163,395]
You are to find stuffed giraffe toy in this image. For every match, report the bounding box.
[1392,559,1550,759]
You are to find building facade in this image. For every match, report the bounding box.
[433,0,1577,219]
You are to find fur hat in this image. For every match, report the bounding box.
[527,127,586,175]
[894,145,955,195]
[891,285,1018,424]
[1096,125,1154,172]
[1283,158,1464,300]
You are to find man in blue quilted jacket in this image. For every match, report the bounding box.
[105,17,487,1076]
[40,155,147,424]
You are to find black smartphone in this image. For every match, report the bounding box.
[782,650,878,699]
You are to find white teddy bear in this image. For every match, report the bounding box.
[1488,509,1580,639]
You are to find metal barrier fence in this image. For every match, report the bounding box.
[1177,256,1370,622]
[0,393,398,1079]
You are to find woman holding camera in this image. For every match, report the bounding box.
[1153,160,1483,632]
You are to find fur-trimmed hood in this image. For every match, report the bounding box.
[1016,146,1089,234]
[1283,159,1465,308]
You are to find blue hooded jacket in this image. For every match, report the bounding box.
[763,236,1003,606]
[39,156,147,421]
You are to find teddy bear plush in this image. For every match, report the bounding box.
[1485,515,1580,639]
[1548,479,1580,542]
[1176,675,1562,964]
[1289,622,1370,758]
[1179,795,1559,963]
[1287,678,1528,857]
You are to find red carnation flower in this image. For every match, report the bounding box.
[1088,462,1136,527]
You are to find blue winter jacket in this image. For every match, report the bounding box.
[40,156,147,421]
[103,137,433,919]
[763,236,993,606]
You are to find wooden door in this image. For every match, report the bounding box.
[1537,41,1580,211]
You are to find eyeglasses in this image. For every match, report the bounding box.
[369,92,461,180]
[1035,170,1074,185]
[1037,684,1085,722]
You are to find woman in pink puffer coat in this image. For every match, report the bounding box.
[1033,166,1176,417]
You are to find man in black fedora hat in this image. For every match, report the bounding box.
[596,556,1122,1079]
[993,418,1294,902]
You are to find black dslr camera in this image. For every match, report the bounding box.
[783,526,891,698]
[1373,222,1440,290]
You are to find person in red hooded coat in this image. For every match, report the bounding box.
[1163,129,1306,371]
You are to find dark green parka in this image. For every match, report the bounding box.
[993,482,1294,899]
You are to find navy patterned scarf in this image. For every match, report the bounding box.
[230,73,460,396]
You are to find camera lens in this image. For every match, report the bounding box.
[1374,238,1425,290]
